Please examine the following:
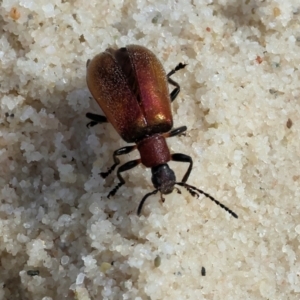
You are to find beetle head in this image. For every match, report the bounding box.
[151,164,176,194]
[137,164,175,216]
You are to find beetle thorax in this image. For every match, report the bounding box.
[137,134,171,168]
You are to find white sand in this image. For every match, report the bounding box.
[0,1,299,299]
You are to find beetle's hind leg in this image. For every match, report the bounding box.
[167,63,187,102]
[101,145,137,178]
[107,158,141,198]
[86,112,108,128]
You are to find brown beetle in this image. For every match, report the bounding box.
[86,45,237,218]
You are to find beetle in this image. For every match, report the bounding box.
[86,44,237,218]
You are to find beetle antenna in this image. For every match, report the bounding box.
[176,182,238,218]
[137,189,159,216]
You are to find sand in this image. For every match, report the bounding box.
[0,0,299,299]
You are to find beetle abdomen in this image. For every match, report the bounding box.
[86,45,173,142]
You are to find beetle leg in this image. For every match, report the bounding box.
[108,159,141,198]
[164,126,187,138]
[86,112,108,128]
[167,63,187,102]
[171,153,193,183]
[100,145,137,178]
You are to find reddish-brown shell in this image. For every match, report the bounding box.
[86,45,173,143]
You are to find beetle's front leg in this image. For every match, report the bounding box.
[171,153,193,183]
